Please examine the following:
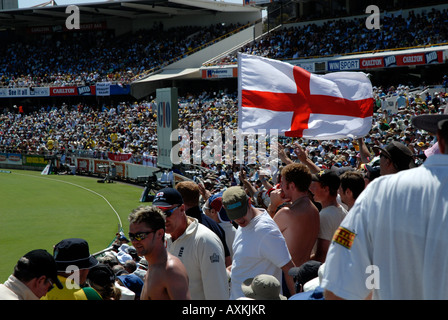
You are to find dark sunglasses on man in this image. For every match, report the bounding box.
[159,204,181,218]
[128,231,155,242]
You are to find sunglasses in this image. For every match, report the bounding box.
[46,278,54,292]
[128,231,155,241]
[162,205,181,218]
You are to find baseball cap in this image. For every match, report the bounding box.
[374,141,415,171]
[152,188,183,208]
[311,170,341,193]
[288,260,322,289]
[222,186,249,221]
[117,274,144,299]
[207,192,231,223]
[17,249,63,289]
[241,274,286,300]
[289,286,324,300]
[361,164,381,181]
[53,238,98,272]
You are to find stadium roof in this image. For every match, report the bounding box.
[0,0,259,29]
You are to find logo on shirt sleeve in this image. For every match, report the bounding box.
[210,253,220,263]
[332,226,356,249]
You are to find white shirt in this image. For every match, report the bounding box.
[166,217,229,300]
[318,204,348,241]
[219,221,236,259]
[115,282,135,300]
[321,155,448,299]
[0,275,39,300]
[230,210,292,300]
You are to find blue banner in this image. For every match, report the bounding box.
[110,84,130,95]
[327,59,360,71]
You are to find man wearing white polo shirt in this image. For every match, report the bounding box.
[322,114,448,300]
[153,188,229,300]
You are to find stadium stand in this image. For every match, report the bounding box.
[207,6,448,65]
[2,0,448,303]
[0,23,245,88]
[1,3,447,169]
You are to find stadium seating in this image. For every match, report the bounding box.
[0,23,243,88]
[0,6,446,166]
[207,7,448,66]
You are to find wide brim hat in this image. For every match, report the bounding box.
[53,238,98,272]
[412,114,448,134]
[241,274,287,300]
[373,141,416,170]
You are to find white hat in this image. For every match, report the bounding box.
[117,251,133,265]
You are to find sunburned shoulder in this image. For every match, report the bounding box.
[166,253,188,273]
[278,200,319,218]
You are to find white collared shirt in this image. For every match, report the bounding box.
[0,275,39,300]
[166,217,229,300]
[321,154,448,299]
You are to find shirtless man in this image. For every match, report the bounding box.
[270,163,320,268]
[128,206,190,300]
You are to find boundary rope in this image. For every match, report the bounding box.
[11,171,123,229]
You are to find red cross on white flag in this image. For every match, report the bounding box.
[238,53,374,139]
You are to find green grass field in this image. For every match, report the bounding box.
[0,169,146,282]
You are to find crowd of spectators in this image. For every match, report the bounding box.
[2,5,448,302]
[0,90,241,164]
[2,94,446,300]
[1,82,446,174]
[0,22,243,88]
[207,7,448,66]
[0,101,157,159]
[3,7,448,86]
[0,7,447,176]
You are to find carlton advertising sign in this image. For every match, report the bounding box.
[360,57,384,69]
[50,87,77,96]
[50,86,96,96]
[396,53,426,66]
